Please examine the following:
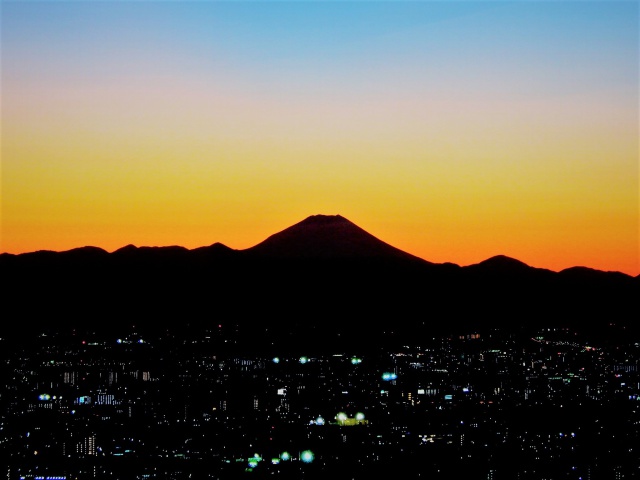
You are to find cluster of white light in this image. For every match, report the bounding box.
[335,412,366,424]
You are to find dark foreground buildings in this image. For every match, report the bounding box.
[2,322,640,479]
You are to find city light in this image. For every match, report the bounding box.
[280,452,291,461]
[5,323,638,478]
[300,450,314,463]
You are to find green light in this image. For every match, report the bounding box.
[280,451,291,461]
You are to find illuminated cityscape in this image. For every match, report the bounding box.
[2,323,640,479]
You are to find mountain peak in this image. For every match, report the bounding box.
[298,214,348,225]
[478,255,531,269]
[243,214,428,263]
[113,244,139,254]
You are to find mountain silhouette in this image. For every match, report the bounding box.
[243,214,429,263]
[1,213,638,348]
[471,254,540,271]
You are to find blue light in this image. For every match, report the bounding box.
[300,450,314,463]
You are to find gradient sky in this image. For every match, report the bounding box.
[2,1,638,276]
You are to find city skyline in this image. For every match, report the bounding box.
[2,1,638,277]
[3,322,640,479]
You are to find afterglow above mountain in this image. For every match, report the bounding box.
[2,1,638,278]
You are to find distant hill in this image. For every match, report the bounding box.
[1,214,638,347]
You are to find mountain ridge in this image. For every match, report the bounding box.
[1,213,638,346]
[1,214,635,278]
